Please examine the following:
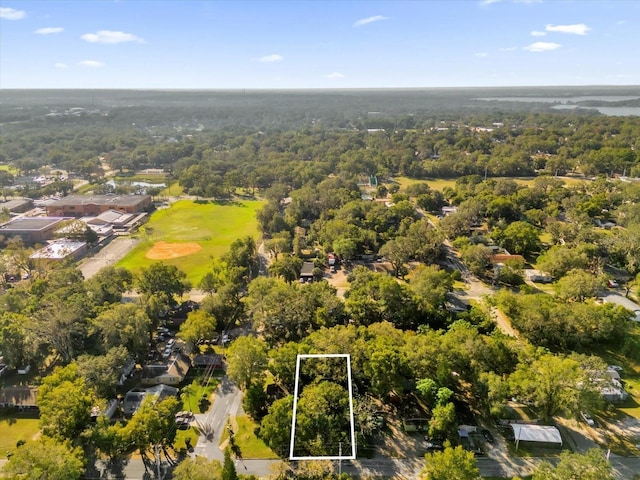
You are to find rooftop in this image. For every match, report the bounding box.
[0,217,65,232]
[30,240,86,260]
[48,194,150,208]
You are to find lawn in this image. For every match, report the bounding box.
[221,415,278,459]
[0,417,40,458]
[179,377,218,414]
[117,199,264,285]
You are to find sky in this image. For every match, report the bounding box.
[1,0,639,89]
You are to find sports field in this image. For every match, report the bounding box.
[117,199,264,285]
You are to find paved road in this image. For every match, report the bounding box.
[79,237,140,279]
[81,453,640,479]
[192,376,243,463]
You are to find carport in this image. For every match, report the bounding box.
[512,424,563,449]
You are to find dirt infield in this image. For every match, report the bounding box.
[145,241,202,260]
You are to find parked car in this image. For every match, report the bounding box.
[481,429,495,443]
[581,411,595,426]
[608,279,619,288]
[608,365,623,372]
[425,441,444,451]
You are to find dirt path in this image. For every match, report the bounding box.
[492,307,520,338]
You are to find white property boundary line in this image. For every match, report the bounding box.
[289,353,357,460]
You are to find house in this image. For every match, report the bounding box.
[192,354,224,370]
[300,262,315,283]
[117,358,137,386]
[0,386,39,411]
[0,217,66,245]
[123,385,178,416]
[601,368,629,403]
[490,254,525,265]
[141,353,191,386]
[91,399,118,421]
[45,194,152,218]
[441,206,458,217]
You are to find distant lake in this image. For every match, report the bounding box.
[477,96,640,116]
[550,105,640,116]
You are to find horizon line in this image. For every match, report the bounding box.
[2,84,640,92]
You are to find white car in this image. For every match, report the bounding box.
[581,412,595,426]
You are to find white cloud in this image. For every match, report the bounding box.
[324,72,345,79]
[34,27,64,35]
[258,54,283,63]
[54,62,68,69]
[81,30,144,44]
[0,7,26,20]
[77,60,105,68]
[524,41,561,52]
[475,52,489,57]
[545,23,590,35]
[531,30,546,36]
[353,15,389,27]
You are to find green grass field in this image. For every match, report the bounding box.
[221,415,278,459]
[0,417,40,458]
[117,199,264,285]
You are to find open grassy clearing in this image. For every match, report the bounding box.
[220,415,278,459]
[0,417,40,458]
[117,198,264,285]
[0,164,19,174]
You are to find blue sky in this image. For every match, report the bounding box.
[1,0,638,89]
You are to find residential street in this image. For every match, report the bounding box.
[80,452,640,479]
[192,376,244,463]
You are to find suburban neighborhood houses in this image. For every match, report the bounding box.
[1,85,640,480]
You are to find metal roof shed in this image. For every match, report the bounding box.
[512,424,562,447]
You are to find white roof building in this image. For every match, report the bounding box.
[511,424,562,446]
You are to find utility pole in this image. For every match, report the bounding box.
[338,442,342,476]
[155,443,161,479]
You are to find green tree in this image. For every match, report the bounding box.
[259,395,293,457]
[533,448,614,480]
[0,312,39,369]
[1,437,85,480]
[75,346,131,398]
[136,262,190,305]
[92,303,150,359]
[86,266,133,305]
[226,336,268,390]
[536,245,588,279]
[461,244,492,277]
[37,364,95,441]
[222,447,238,480]
[493,221,541,257]
[173,457,223,480]
[178,309,217,350]
[419,443,480,480]
[410,265,452,311]
[428,402,457,441]
[554,269,603,302]
[379,237,413,277]
[509,353,599,421]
